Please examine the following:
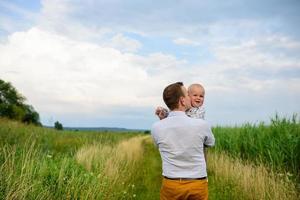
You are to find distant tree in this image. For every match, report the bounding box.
[0,79,41,125]
[54,121,63,130]
[144,130,150,134]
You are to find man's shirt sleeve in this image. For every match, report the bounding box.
[203,123,215,147]
[151,125,158,147]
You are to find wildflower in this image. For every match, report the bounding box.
[133,194,136,198]
[131,184,135,188]
[278,173,284,177]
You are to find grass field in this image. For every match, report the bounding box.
[212,114,300,182]
[0,116,299,199]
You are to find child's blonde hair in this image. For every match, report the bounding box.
[188,83,205,94]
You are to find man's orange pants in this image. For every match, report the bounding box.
[160,177,208,200]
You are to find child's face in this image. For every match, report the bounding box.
[188,86,205,108]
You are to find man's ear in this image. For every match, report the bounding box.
[179,96,185,106]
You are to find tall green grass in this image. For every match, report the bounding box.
[0,118,135,154]
[1,115,299,199]
[212,114,300,181]
[0,118,141,199]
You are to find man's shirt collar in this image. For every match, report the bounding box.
[168,111,186,117]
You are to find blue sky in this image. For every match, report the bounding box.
[0,0,299,129]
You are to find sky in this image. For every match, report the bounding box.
[0,0,300,129]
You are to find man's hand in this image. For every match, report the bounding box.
[155,106,168,120]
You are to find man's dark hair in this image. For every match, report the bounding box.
[163,82,185,110]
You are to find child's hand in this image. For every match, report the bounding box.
[155,106,168,120]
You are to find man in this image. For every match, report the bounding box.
[151,82,215,200]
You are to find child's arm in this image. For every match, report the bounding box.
[155,106,169,120]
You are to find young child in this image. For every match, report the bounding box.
[156,83,206,120]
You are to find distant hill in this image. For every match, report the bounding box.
[45,126,147,132]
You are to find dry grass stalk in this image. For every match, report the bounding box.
[208,151,298,200]
[75,135,149,179]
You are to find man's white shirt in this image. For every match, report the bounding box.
[151,111,215,179]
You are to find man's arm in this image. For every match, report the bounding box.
[202,122,214,165]
[204,147,208,163]
[203,122,215,147]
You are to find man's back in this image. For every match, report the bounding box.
[151,111,215,179]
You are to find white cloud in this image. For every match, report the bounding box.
[40,0,72,20]
[109,33,141,52]
[0,27,190,119]
[133,53,187,70]
[173,38,199,46]
[264,35,300,49]
[182,34,300,96]
[35,0,111,43]
[211,35,300,72]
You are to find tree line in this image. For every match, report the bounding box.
[0,79,41,125]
